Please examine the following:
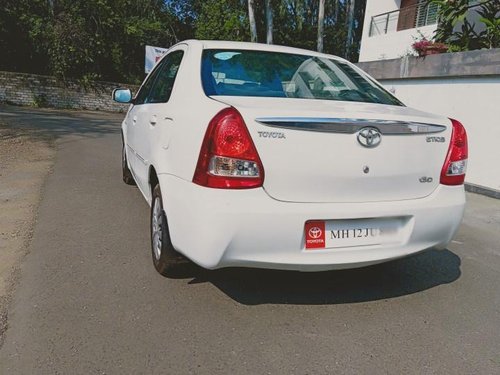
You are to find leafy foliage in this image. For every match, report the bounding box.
[477,1,500,49]
[430,0,470,44]
[430,0,500,51]
[0,0,367,83]
[194,0,249,40]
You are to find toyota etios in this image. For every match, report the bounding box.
[113,40,467,276]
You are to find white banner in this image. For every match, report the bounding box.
[145,45,168,74]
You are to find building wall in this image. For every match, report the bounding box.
[359,0,438,62]
[359,24,437,62]
[0,71,139,112]
[357,49,500,192]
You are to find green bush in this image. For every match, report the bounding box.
[430,0,500,51]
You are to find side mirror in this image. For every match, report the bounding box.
[112,88,132,103]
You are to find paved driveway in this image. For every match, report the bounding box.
[0,105,499,374]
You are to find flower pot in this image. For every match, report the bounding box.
[422,44,448,56]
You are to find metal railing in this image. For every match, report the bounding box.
[369,2,440,37]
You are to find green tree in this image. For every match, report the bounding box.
[476,0,500,49]
[0,0,369,83]
[195,0,249,41]
[0,0,51,75]
[430,0,499,52]
[1,0,184,83]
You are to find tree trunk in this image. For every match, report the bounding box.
[265,0,273,44]
[346,0,356,57]
[334,0,339,24]
[317,0,325,52]
[48,0,55,16]
[248,0,258,43]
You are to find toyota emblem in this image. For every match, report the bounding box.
[308,227,322,239]
[357,127,382,148]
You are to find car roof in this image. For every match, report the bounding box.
[176,39,349,63]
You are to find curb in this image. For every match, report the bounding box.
[465,183,500,200]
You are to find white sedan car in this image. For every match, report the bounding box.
[113,40,467,276]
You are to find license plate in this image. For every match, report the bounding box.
[304,219,401,250]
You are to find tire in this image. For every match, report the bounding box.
[122,141,136,185]
[150,184,186,276]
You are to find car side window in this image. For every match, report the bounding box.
[134,58,168,105]
[146,50,184,104]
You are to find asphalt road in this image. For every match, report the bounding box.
[0,106,499,374]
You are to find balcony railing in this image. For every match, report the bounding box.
[369,2,440,37]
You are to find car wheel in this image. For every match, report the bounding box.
[122,141,136,185]
[151,184,186,276]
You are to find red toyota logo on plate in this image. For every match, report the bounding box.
[308,227,322,239]
[305,221,326,249]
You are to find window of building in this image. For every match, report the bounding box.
[416,1,440,27]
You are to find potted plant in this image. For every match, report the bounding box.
[412,36,448,57]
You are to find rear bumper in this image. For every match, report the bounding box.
[159,175,465,271]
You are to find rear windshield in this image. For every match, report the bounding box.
[201,49,403,106]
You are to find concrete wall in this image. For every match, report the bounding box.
[358,49,500,192]
[0,71,139,112]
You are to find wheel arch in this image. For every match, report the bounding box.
[149,165,159,197]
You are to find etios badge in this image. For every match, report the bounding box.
[357,127,381,148]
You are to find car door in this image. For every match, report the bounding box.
[134,47,185,197]
[125,58,168,187]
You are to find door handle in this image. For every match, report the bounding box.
[149,115,157,125]
[132,115,137,124]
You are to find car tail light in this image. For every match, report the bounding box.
[193,107,264,189]
[440,118,468,185]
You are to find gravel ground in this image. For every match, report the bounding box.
[0,123,55,347]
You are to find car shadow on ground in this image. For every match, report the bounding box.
[170,249,461,305]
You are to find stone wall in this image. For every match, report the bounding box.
[0,71,139,112]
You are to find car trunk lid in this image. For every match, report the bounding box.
[211,96,451,203]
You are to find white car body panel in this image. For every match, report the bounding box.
[158,174,464,271]
[213,96,450,203]
[121,39,466,271]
